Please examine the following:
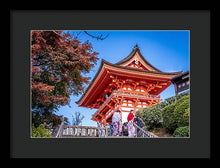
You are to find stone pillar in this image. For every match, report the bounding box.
[89,128,93,136]
[76,127,80,136]
[64,127,67,135]
[81,128,84,136]
[68,126,72,135]
[72,126,75,136]
[85,128,88,136]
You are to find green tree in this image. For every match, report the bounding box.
[175,94,190,107]
[173,126,189,137]
[137,91,190,136]
[183,108,190,125]
[31,124,52,137]
[32,110,62,128]
[162,103,177,133]
[174,95,190,127]
[139,105,162,130]
[176,90,190,100]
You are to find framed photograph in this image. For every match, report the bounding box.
[11,10,211,158]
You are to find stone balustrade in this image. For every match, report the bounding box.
[62,125,98,137]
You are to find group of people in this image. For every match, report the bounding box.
[109,109,145,137]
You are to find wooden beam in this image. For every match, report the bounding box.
[160,82,167,85]
[155,85,162,88]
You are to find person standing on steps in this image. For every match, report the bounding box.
[127,109,135,137]
[108,121,113,136]
[112,109,122,136]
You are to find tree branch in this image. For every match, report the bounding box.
[83,31,109,40]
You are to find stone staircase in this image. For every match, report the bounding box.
[53,121,157,138]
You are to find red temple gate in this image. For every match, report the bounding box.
[77,45,182,126]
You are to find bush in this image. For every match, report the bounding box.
[176,90,190,100]
[156,90,189,109]
[173,126,189,137]
[175,95,189,107]
[183,108,190,125]
[137,92,190,135]
[162,103,177,133]
[174,96,190,127]
[140,105,163,130]
[160,94,189,134]
[32,124,52,137]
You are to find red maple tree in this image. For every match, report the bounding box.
[31,31,99,126]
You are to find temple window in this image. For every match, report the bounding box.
[135,86,140,92]
[128,104,133,107]
[121,100,134,108]
[122,84,133,91]
[136,86,146,92]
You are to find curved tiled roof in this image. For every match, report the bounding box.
[114,44,162,72]
[76,45,183,105]
[103,59,182,75]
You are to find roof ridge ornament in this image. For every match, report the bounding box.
[133,44,139,50]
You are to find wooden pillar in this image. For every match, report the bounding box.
[174,83,177,96]
[133,99,138,114]
[174,83,178,102]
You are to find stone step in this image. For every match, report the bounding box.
[61,135,133,138]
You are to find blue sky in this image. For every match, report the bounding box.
[56,30,190,126]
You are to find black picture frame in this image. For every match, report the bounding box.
[10,9,213,158]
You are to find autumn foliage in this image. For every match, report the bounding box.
[31,31,99,126]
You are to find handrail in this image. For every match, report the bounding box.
[97,122,106,138]
[55,121,64,138]
[133,122,158,138]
